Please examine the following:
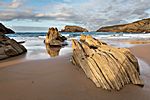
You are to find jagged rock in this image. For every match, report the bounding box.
[0,23,26,60]
[71,34,143,90]
[45,27,67,46]
[61,25,88,32]
[0,34,27,60]
[97,18,150,33]
[0,23,15,34]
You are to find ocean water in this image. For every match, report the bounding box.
[6,32,150,60]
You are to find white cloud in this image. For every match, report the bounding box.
[0,0,22,9]
[9,0,22,8]
[0,0,150,30]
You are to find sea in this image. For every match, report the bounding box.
[6,32,150,60]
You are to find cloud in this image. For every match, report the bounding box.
[9,0,22,8]
[0,10,35,21]
[0,0,150,31]
[12,26,49,32]
[0,0,22,9]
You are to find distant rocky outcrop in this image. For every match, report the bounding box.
[0,23,15,34]
[61,25,88,32]
[0,24,26,60]
[45,27,67,46]
[71,35,143,90]
[97,18,150,33]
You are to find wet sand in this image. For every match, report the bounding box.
[130,44,150,65]
[0,45,150,100]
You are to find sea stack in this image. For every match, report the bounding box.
[97,18,150,33]
[71,34,143,90]
[61,25,88,32]
[45,27,67,46]
[0,23,27,60]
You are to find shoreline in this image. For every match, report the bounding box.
[0,44,149,100]
[130,44,150,65]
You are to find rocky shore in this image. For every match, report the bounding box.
[97,18,150,33]
[0,23,27,60]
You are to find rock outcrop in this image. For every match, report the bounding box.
[71,35,143,90]
[0,23,15,34]
[45,27,67,46]
[0,34,27,60]
[61,25,88,32]
[0,24,26,60]
[97,18,150,33]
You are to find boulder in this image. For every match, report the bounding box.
[0,23,15,34]
[45,27,67,46]
[0,24,26,60]
[97,18,150,33]
[0,34,26,60]
[61,25,88,32]
[71,34,143,90]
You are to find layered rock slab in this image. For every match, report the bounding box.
[0,34,27,60]
[71,35,143,90]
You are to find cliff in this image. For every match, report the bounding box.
[97,18,150,33]
[61,25,88,32]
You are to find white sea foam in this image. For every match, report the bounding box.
[95,33,150,40]
[38,36,46,39]
[6,32,150,60]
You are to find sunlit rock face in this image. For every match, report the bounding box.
[71,34,143,90]
[60,25,88,32]
[45,27,67,47]
[97,18,150,33]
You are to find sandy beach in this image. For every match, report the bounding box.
[130,44,150,65]
[0,44,149,100]
[1,0,150,99]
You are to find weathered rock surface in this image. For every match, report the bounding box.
[45,27,67,46]
[0,23,15,34]
[0,24,26,60]
[97,18,150,33]
[0,34,27,60]
[71,35,143,90]
[61,25,88,32]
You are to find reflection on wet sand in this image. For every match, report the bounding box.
[45,44,62,57]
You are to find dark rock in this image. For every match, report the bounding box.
[0,24,26,60]
[0,23,15,34]
[61,25,88,32]
[97,18,150,33]
[0,35,27,60]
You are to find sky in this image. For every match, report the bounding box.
[0,0,150,32]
